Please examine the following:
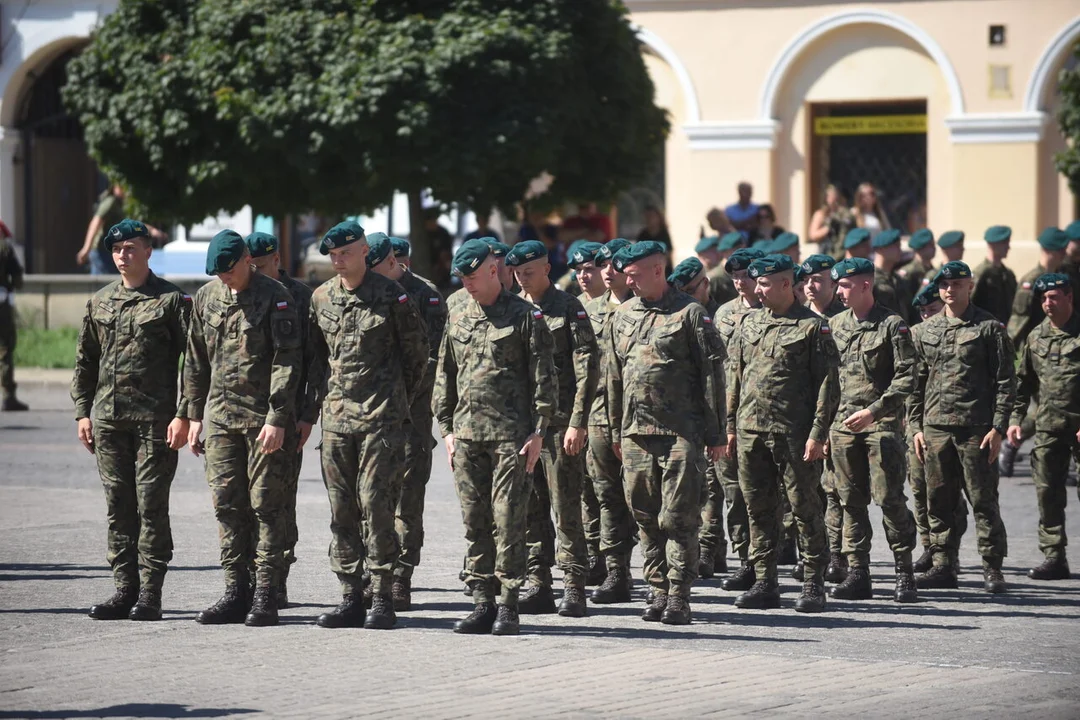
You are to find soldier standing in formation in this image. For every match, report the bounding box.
[842,228,872,260]
[0,221,27,411]
[770,232,802,265]
[895,228,937,309]
[937,231,966,265]
[870,229,910,323]
[971,226,1018,325]
[703,232,744,308]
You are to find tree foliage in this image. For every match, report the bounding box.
[1055,41,1080,195]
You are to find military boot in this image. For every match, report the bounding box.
[790,560,805,581]
[276,582,289,610]
[823,552,848,583]
[392,576,411,612]
[714,547,728,575]
[491,605,520,636]
[364,594,397,629]
[245,586,279,627]
[362,579,374,609]
[916,565,958,589]
[559,587,587,618]
[894,569,918,603]
[830,568,872,600]
[722,561,755,592]
[586,555,607,586]
[317,593,366,628]
[983,567,1008,594]
[642,591,668,622]
[912,546,934,574]
[1028,556,1071,581]
[454,602,497,634]
[128,588,162,621]
[794,579,827,613]
[661,595,692,626]
[734,579,781,609]
[517,585,556,615]
[998,439,1019,477]
[699,553,716,579]
[778,539,798,566]
[591,567,632,604]
[1,392,28,411]
[89,586,138,620]
[196,585,249,625]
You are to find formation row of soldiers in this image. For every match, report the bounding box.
[72,216,1079,635]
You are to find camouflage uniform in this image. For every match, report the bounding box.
[828,305,918,569]
[1008,265,1048,440]
[707,265,738,308]
[873,267,909,324]
[0,239,23,404]
[606,288,726,598]
[433,290,557,607]
[72,273,191,593]
[808,295,847,558]
[909,304,1014,570]
[971,261,1017,326]
[726,304,839,582]
[305,273,428,595]
[895,260,936,325]
[184,272,302,589]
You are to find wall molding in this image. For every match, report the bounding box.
[944,112,1047,144]
[1023,14,1080,112]
[634,24,702,124]
[683,120,779,150]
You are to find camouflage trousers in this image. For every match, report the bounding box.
[93,418,177,591]
[699,461,728,561]
[737,430,827,582]
[829,429,917,569]
[252,430,300,581]
[1030,429,1080,560]
[622,434,705,598]
[204,426,288,588]
[820,458,844,554]
[394,415,437,580]
[908,433,968,548]
[717,454,750,560]
[526,429,589,589]
[321,427,403,595]
[923,425,1008,569]
[453,438,532,607]
[0,303,14,395]
[582,463,602,560]
[587,425,636,569]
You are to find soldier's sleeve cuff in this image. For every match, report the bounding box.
[568,413,588,429]
[74,403,93,420]
[265,410,289,428]
[809,425,829,444]
[438,422,454,438]
[705,434,722,448]
[533,416,550,435]
[186,403,204,421]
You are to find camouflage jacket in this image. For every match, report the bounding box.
[1007,264,1047,349]
[183,272,302,429]
[398,269,448,423]
[707,265,737,307]
[909,304,1015,433]
[726,302,839,444]
[72,272,191,423]
[306,272,428,434]
[808,295,846,318]
[606,288,726,447]
[433,289,557,442]
[524,285,598,429]
[584,289,632,428]
[873,267,909,324]
[0,238,22,293]
[829,304,916,433]
[276,271,317,424]
[971,260,1017,325]
[1011,312,1080,434]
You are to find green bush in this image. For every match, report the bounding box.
[14,327,79,369]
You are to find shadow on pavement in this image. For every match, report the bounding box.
[529,623,815,642]
[0,573,107,581]
[0,607,90,615]
[0,704,258,718]
[0,563,220,573]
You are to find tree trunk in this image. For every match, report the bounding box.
[407,190,432,278]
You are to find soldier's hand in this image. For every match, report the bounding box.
[188,420,204,457]
[257,424,284,454]
[980,427,1003,463]
[842,409,874,433]
[520,433,543,474]
[166,418,189,451]
[1007,425,1023,447]
[803,438,826,462]
[913,432,926,463]
[297,421,314,450]
[1076,428,1080,444]
[723,433,737,460]
[445,434,456,470]
[706,445,723,463]
[612,441,623,462]
[563,427,587,456]
[77,418,94,454]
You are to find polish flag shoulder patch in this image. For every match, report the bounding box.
[182,294,192,302]
[703,316,713,324]
[820,325,831,335]
[398,294,409,304]
[276,300,289,310]
[898,324,909,334]
[999,321,1006,329]
[532,309,543,319]
[428,297,440,305]
[576,310,588,319]
[1022,281,1032,290]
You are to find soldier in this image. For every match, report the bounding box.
[937,231,965,264]
[826,257,919,603]
[184,230,302,627]
[803,254,845,319]
[1063,221,1080,290]
[870,228,910,323]
[72,219,191,621]
[366,233,448,610]
[447,238,514,313]
[433,239,557,636]
[771,232,802,265]
[0,222,27,411]
[843,228,872,260]
[910,261,1014,593]
[509,240,598,618]
[244,231,314,608]
[971,226,1018,324]
[895,228,937,308]
[569,241,608,304]
[727,253,839,613]
[391,237,413,270]
[1008,274,1079,581]
[705,232,744,308]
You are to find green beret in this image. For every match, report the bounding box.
[595,238,631,268]
[937,230,965,248]
[748,253,795,279]
[934,260,972,282]
[390,237,411,258]
[611,240,665,273]
[568,241,604,269]
[830,257,874,281]
[366,232,393,268]
[771,232,799,253]
[801,254,836,276]
[1033,273,1071,293]
[984,225,1011,244]
[719,232,744,252]
[320,220,365,255]
[793,265,807,284]
[244,231,278,258]
[505,240,548,267]
[1037,227,1067,251]
[484,238,511,258]
[668,257,705,289]
[751,238,773,251]
[694,236,721,254]
[724,248,765,274]
[909,228,934,250]
[566,240,587,263]
[913,282,941,307]
[105,219,150,251]
[1065,221,1080,242]
[871,228,901,249]
[451,238,493,277]
[205,229,248,275]
[843,227,871,249]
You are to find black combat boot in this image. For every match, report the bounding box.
[128,588,162,621]
[894,569,918,603]
[1028,556,1071,581]
[1,392,28,411]
[559,587,587,618]
[316,593,366,628]
[913,546,934,574]
[699,553,716,579]
[245,586,279,627]
[830,568,872,600]
[392,576,411,612]
[89,586,138,620]
[454,602,497,634]
[778,539,798,566]
[916,565,958,589]
[823,552,848,583]
[362,579,374,609]
[794,579,827,613]
[196,586,250,625]
[591,567,632,604]
[586,555,607,586]
[790,560,805,581]
[983,567,1008,594]
[491,605,520,635]
[714,548,728,574]
[734,579,781,609]
[642,591,668,622]
[276,581,289,610]
[998,439,1019,477]
[722,561,755,592]
[517,585,557,615]
[364,594,396,629]
[661,595,692,626]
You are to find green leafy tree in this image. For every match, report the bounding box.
[1054,41,1080,195]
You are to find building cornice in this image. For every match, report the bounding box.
[683,121,779,150]
[944,112,1047,144]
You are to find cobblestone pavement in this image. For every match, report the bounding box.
[2,381,1079,719]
